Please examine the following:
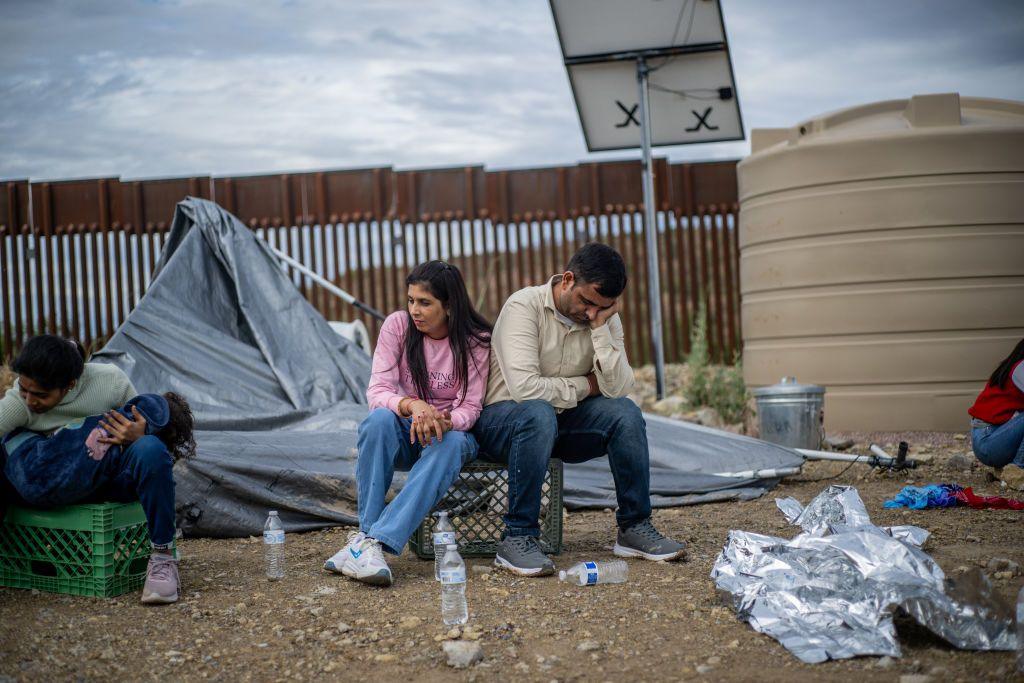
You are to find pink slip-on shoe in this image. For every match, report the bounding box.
[140,552,179,605]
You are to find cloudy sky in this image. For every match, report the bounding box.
[2,0,1022,181]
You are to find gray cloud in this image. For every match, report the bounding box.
[1,0,1022,180]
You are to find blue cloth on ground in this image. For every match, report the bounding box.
[2,394,169,507]
[883,483,963,509]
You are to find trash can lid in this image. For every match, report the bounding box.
[752,376,826,397]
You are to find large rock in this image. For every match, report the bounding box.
[986,557,1021,576]
[650,395,687,416]
[824,435,855,451]
[680,407,724,429]
[946,453,974,471]
[443,640,483,668]
[1000,464,1024,490]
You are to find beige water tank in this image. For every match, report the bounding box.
[738,93,1024,432]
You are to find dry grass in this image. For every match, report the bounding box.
[0,364,14,393]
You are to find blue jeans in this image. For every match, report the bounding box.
[88,435,177,548]
[472,396,651,537]
[357,408,478,554]
[972,412,1024,468]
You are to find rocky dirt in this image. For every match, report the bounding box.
[630,364,758,434]
[2,431,1022,682]
[2,363,1022,681]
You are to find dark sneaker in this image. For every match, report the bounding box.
[141,552,179,604]
[494,535,555,577]
[614,519,687,562]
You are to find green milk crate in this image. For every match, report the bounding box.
[409,459,564,559]
[0,502,153,598]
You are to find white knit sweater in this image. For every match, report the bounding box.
[0,363,136,437]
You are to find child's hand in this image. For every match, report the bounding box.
[98,406,147,446]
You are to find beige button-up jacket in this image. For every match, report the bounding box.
[484,275,635,410]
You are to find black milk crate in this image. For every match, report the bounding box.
[409,458,563,559]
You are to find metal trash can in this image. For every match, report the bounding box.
[753,377,825,450]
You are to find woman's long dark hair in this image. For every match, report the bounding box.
[402,261,491,405]
[989,337,1024,388]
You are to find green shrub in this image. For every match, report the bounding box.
[684,298,710,408]
[708,353,748,424]
[685,298,748,424]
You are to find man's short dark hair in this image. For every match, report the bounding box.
[566,242,627,298]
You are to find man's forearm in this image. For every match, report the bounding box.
[503,369,591,409]
[591,325,634,397]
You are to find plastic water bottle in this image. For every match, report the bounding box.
[432,511,456,581]
[1017,585,1024,673]
[439,544,468,625]
[558,560,628,585]
[263,511,285,580]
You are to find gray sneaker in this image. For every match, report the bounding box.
[614,519,687,562]
[141,552,179,604]
[494,535,555,577]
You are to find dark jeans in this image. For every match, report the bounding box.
[90,435,177,547]
[2,434,176,548]
[472,396,651,537]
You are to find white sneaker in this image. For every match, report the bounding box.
[324,532,392,586]
[324,530,364,574]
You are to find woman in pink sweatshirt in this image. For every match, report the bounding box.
[324,260,491,586]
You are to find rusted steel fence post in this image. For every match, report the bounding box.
[0,226,11,360]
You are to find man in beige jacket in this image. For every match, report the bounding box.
[473,243,686,576]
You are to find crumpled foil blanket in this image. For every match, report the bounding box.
[710,485,1014,662]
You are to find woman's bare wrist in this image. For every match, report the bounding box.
[398,397,414,417]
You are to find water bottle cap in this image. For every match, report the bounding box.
[558,570,566,581]
[269,511,279,516]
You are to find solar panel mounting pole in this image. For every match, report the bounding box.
[637,55,666,400]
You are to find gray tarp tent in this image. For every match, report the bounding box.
[94,198,803,537]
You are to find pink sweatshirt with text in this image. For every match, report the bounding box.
[366,312,490,431]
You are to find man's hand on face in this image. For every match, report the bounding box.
[589,299,620,329]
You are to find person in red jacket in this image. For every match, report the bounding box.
[968,338,1024,482]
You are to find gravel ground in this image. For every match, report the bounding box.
[2,432,1021,682]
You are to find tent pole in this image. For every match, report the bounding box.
[263,241,386,321]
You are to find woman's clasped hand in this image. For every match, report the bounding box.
[407,399,451,445]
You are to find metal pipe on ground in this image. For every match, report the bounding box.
[713,443,919,479]
[797,443,917,470]
[710,467,804,479]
